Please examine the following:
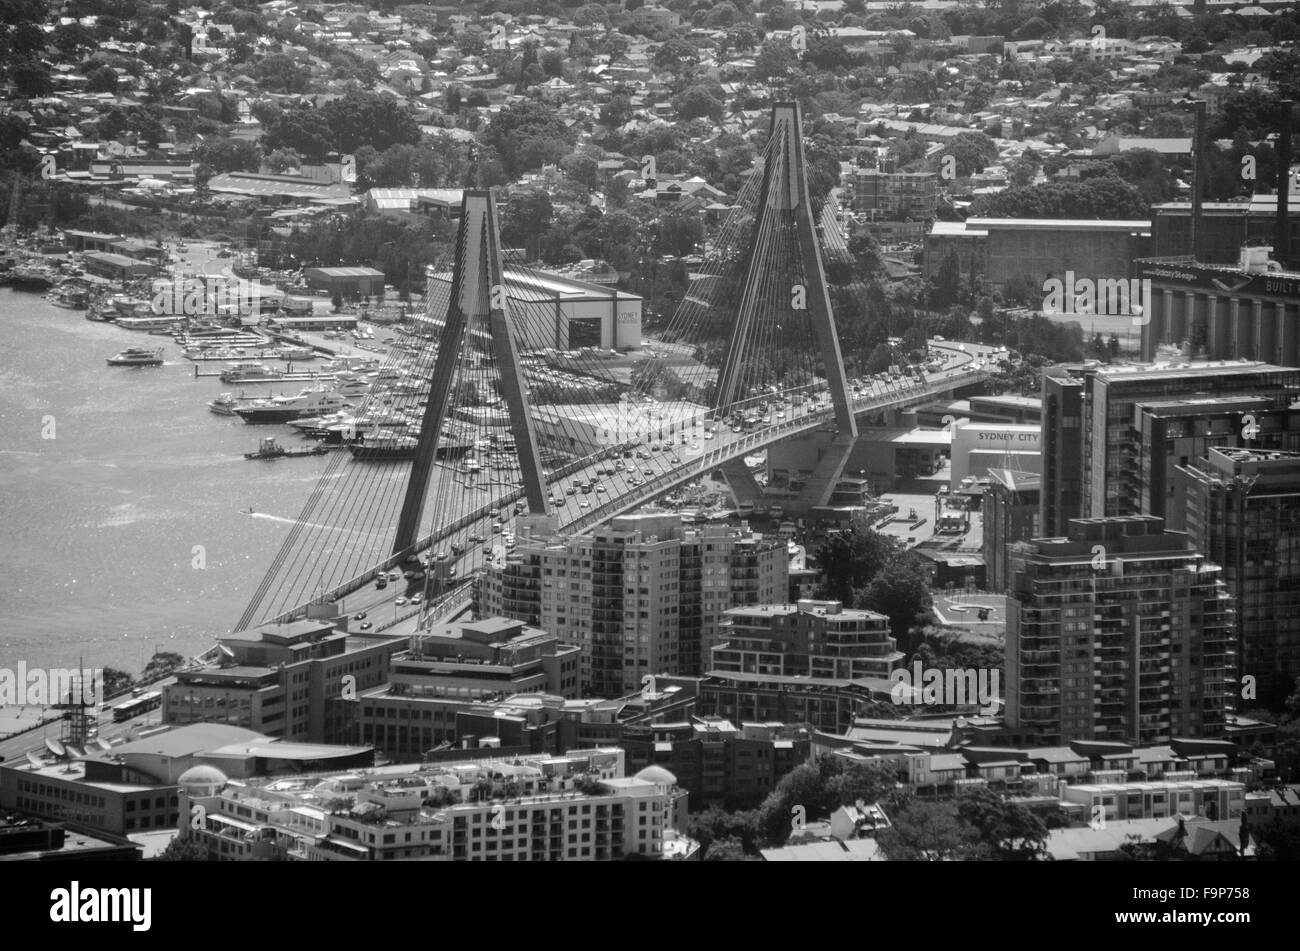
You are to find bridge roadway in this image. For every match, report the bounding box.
[265,341,994,631]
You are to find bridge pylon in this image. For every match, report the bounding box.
[392,190,549,557]
[715,101,858,440]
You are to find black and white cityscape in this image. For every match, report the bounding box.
[0,0,1297,882]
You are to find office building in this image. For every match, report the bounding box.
[701,600,905,733]
[948,421,1041,488]
[163,620,400,744]
[0,723,372,836]
[1040,369,1086,537]
[1039,360,1300,527]
[0,814,140,861]
[1137,249,1300,364]
[357,617,581,761]
[1171,448,1300,707]
[178,747,695,861]
[477,514,787,696]
[983,468,1041,594]
[1006,517,1236,746]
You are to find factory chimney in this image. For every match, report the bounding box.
[1276,100,1293,271]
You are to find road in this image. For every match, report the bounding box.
[320,339,993,632]
[0,677,180,767]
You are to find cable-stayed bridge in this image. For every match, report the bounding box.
[235,102,991,633]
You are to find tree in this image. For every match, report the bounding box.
[1104,149,1178,204]
[599,94,633,129]
[971,176,1147,219]
[252,52,312,94]
[262,108,334,163]
[153,836,210,861]
[848,230,885,281]
[673,85,724,122]
[101,667,135,697]
[866,341,894,375]
[859,557,934,641]
[86,65,119,94]
[703,837,751,860]
[757,762,831,845]
[559,153,600,190]
[266,148,302,174]
[652,37,699,72]
[877,800,971,860]
[500,189,554,253]
[826,760,899,809]
[482,99,575,178]
[936,131,999,178]
[540,49,565,78]
[1255,815,1300,860]
[141,651,186,681]
[321,91,421,154]
[753,37,798,81]
[573,3,610,27]
[195,139,260,174]
[653,214,703,257]
[687,805,763,854]
[9,58,52,97]
[954,787,1050,861]
[813,525,902,604]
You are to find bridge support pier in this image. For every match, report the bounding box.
[719,458,764,508]
[791,433,858,513]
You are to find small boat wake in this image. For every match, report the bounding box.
[241,508,390,539]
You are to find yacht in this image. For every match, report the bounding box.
[275,345,317,361]
[235,389,352,424]
[288,410,355,437]
[331,376,372,398]
[107,347,164,367]
[220,362,277,383]
[207,391,263,415]
[318,410,412,443]
[116,314,182,332]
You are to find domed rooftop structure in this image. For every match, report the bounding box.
[634,766,677,786]
[178,765,228,793]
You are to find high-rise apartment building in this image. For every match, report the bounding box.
[701,600,906,733]
[1006,516,1236,746]
[476,514,787,697]
[1171,448,1300,707]
[1039,361,1300,529]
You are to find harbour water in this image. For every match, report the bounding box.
[0,288,338,673]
